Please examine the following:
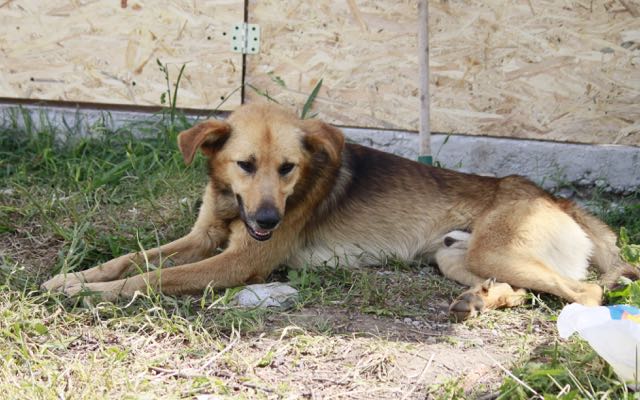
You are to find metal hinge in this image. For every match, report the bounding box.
[230,23,260,54]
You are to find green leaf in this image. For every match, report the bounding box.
[246,84,280,104]
[630,283,640,307]
[620,227,630,246]
[32,323,48,336]
[268,72,286,88]
[257,350,274,367]
[606,284,630,303]
[301,78,323,119]
[606,281,640,307]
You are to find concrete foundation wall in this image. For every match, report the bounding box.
[344,127,640,194]
[2,103,638,194]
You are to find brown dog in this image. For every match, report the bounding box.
[42,103,636,319]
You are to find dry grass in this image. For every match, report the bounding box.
[1,107,638,399]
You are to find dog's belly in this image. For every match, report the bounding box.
[285,232,440,269]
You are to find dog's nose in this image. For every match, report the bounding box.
[255,207,281,229]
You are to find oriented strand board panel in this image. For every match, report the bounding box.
[246,0,420,130]
[0,1,243,110]
[246,0,640,146]
[430,0,640,146]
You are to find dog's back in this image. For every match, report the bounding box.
[289,144,517,267]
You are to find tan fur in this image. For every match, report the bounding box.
[42,103,636,319]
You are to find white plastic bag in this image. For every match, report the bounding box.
[557,303,640,389]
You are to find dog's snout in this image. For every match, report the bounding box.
[255,206,281,229]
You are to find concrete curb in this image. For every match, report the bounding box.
[344,127,640,193]
[2,103,638,193]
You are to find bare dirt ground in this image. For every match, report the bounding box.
[225,306,550,399]
[1,228,557,398]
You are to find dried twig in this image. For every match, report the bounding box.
[401,353,434,400]
[482,350,544,399]
[200,334,240,369]
[149,366,276,394]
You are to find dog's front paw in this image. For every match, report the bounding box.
[449,291,485,321]
[41,273,84,293]
[62,281,127,302]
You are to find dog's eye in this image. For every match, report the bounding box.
[278,162,295,176]
[237,161,256,173]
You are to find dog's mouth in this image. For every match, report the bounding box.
[245,224,273,241]
[236,194,275,242]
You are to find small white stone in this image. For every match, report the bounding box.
[232,282,298,309]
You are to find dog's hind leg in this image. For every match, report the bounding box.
[435,231,527,320]
[435,230,485,287]
[560,200,640,286]
[449,255,601,322]
[448,279,528,321]
[447,197,605,320]
[469,255,602,306]
[448,245,602,321]
[446,243,601,321]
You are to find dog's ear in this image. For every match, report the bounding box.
[301,119,345,164]
[177,120,231,165]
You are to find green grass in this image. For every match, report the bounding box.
[600,200,640,245]
[498,338,634,400]
[0,107,198,275]
[1,105,639,398]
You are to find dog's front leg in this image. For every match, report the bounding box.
[42,227,227,293]
[61,228,290,301]
[42,184,233,292]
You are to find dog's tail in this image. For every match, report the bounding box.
[558,199,640,286]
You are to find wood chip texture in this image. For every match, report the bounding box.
[247,0,640,146]
[0,0,243,110]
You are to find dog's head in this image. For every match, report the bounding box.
[177,103,344,241]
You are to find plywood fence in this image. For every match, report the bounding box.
[1,1,639,146]
[247,0,640,146]
[246,0,420,130]
[0,0,243,110]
